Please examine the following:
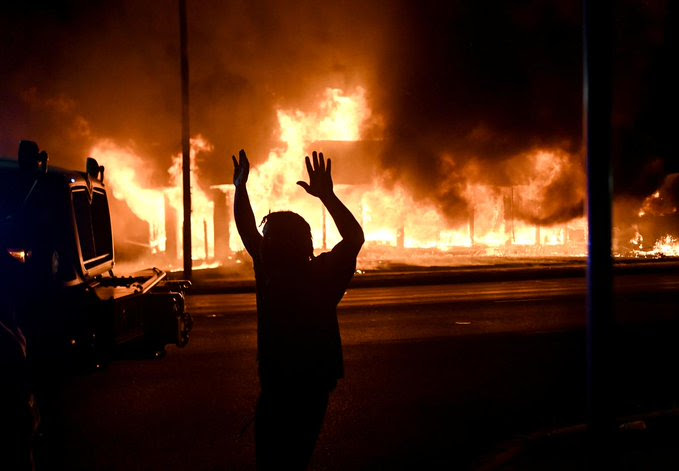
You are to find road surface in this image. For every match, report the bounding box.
[41,273,679,469]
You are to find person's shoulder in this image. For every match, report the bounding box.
[312,247,352,264]
[310,251,332,269]
[313,251,332,261]
[312,244,357,274]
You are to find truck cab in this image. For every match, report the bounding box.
[0,141,192,369]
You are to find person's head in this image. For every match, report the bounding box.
[260,211,313,271]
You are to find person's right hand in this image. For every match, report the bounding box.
[232,149,249,187]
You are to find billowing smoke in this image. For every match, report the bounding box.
[373,1,584,225]
[374,1,675,226]
[0,0,389,179]
[0,0,674,228]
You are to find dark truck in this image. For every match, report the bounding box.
[0,140,192,370]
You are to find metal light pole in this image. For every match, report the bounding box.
[179,0,192,279]
[584,0,615,456]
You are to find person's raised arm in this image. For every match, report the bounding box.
[232,149,262,257]
[297,151,364,257]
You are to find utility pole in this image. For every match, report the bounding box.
[179,0,192,279]
[584,0,615,461]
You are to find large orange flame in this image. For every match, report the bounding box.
[235,87,373,252]
[240,87,588,258]
[91,85,598,269]
[91,136,215,265]
[90,140,166,253]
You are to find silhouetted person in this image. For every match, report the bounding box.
[232,150,364,469]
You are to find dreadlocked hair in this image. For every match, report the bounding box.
[260,211,314,270]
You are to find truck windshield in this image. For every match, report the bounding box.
[72,188,113,269]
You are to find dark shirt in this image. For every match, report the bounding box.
[252,240,357,389]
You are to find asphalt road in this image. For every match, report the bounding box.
[43,273,679,470]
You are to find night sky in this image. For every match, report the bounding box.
[1,0,675,225]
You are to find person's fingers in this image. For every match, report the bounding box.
[312,151,319,171]
[242,150,251,171]
[232,155,238,169]
[305,155,313,176]
[296,181,311,193]
[326,158,332,176]
[319,152,325,172]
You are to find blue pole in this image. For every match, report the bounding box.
[584,0,615,459]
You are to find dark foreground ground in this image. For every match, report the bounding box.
[34,269,679,470]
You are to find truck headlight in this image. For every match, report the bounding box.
[7,248,31,263]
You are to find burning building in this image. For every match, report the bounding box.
[90,87,600,272]
[84,83,679,272]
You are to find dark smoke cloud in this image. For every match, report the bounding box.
[374,0,674,225]
[375,1,580,207]
[375,1,584,225]
[1,0,389,184]
[612,0,677,197]
[0,0,675,227]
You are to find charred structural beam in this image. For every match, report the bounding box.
[584,0,615,453]
[213,189,231,261]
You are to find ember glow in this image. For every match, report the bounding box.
[631,234,679,258]
[651,236,679,257]
[627,173,679,258]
